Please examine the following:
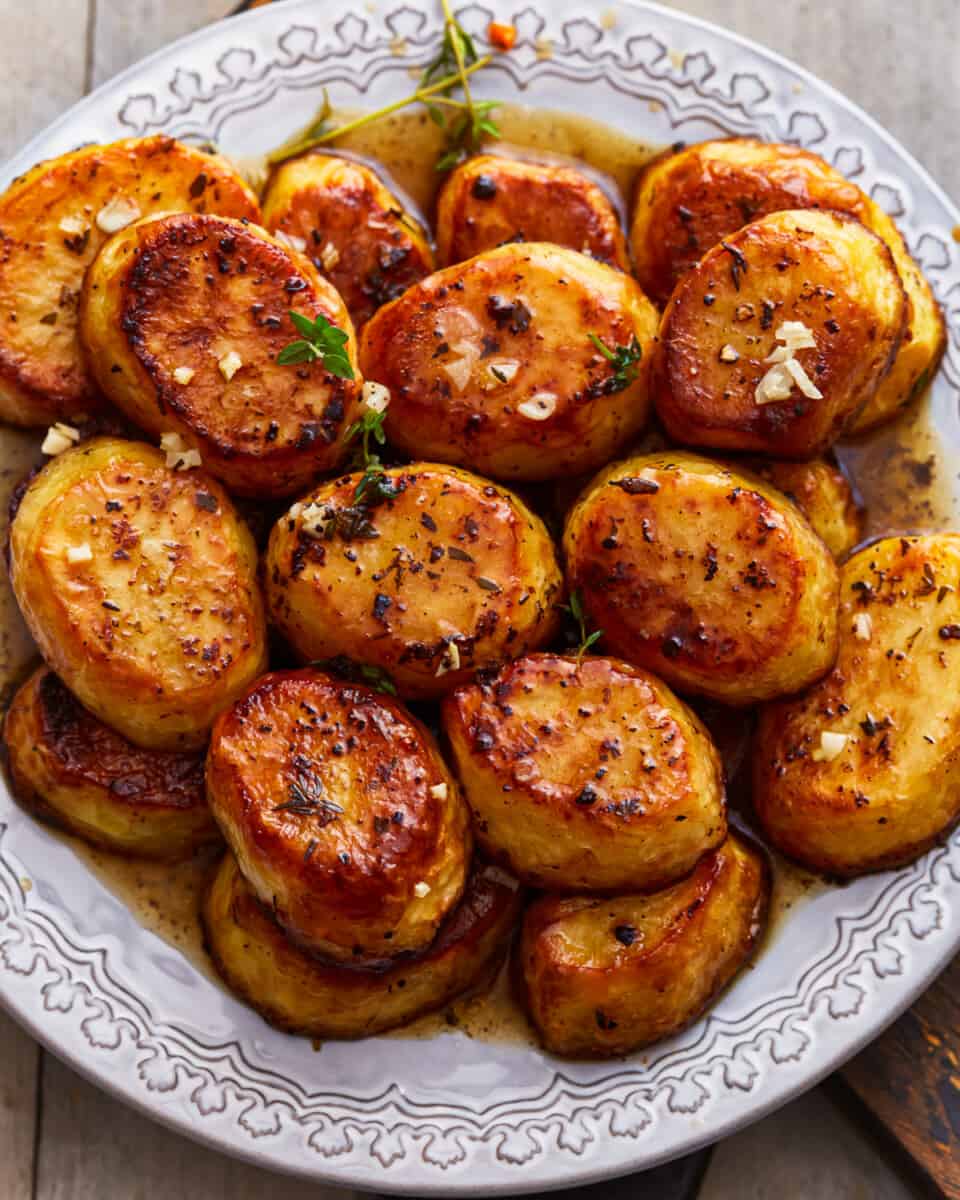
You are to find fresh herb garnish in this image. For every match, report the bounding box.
[277,310,355,378]
[275,763,344,827]
[424,1,501,171]
[588,333,643,393]
[312,655,399,696]
[563,589,604,660]
[345,404,403,505]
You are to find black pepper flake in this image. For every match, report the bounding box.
[611,477,659,495]
[614,924,637,947]
[195,491,218,512]
[824,318,840,334]
[105,500,122,512]
[101,600,120,611]
[720,240,748,290]
[471,174,497,199]
[595,1009,618,1031]
[265,420,279,442]
[703,293,715,306]
[475,730,494,751]
[760,299,775,329]
[575,785,597,806]
[662,635,683,659]
[420,512,438,532]
[939,625,960,640]
[189,172,208,198]
[374,815,390,834]
[303,838,318,863]
[373,592,392,622]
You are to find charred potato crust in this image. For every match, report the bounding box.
[0,135,259,428]
[442,653,727,891]
[8,437,267,750]
[202,853,521,1039]
[3,666,219,859]
[719,456,862,560]
[261,153,434,328]
[436,154,629,269]
[630,137,944,432]
[653,210,906,458]
[518,832,770,1058]
[360,242,659,481]
[205,669,472,963]
[265,464,563,699]
[754,534,960,876]
[79,212,364,498]
[563,452,840,705]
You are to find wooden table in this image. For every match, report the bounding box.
[1,2,958,1197]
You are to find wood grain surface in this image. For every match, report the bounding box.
[0,2,956,1197]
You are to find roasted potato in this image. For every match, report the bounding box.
[435,153,629,269]
[563,452,839,705]
[754,534,960,876]
[3,666,219,858]
[205,669,472,963]
[360,242,659,481]
[631,138,943,431]
[719,456,862,560]
[653,210,906,458]
[8,437,267,750]
[261,153,434,328]
[518,832,770,1058]
[442,653,726,891]
[203,853,521,1039]
[265,463,564,699]
[78,212,364,498]
[0,136,259,428]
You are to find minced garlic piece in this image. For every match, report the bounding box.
[218,351,243,382]
[58,215,88,237]
[435,640,461,677]
[438,339,480,392]
[756,320,822,405]
[755,363,794,405]
[41,422,80,456]
[413,881,431,898]
[811,731,848,762]
[320,241,340,272]
[362,380,391,413]
[66,543,92,564]
[430,782,448,800]
[487,360,519,385]
[160,432,202,471]
[95,195,141,234]
[274,230,307,253]
[853,612,872,640]
[173,366,195,386]
[518,392,557,421]
[299,501,331,538]
[719,344,739,363]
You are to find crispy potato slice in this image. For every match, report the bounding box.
[8,437,267,750]
[631,138,943,430]
[205,669,472,963]
[360,242,659,481]
[517,832,770,1058]
[563,452,839,705]
[754,534,960,876]
[202,853,521,1039]
[265,464,563,699]
[261,153,434,327]
[3,666,219,858]
[719,455,862,560]
[435,153,629,269]
[79,212,363,497]
[653,210,906,457]
[442,653,726,891]
[0,136,259,428]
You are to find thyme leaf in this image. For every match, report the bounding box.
[587,333,643,393]
[277,310,355,378]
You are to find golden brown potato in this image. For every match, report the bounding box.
[518,832,769,1058]
[653,210,906,458]
[360,242,659,481]
[754,534,960,876]
[8,437,267,750]
[719,456,862,560]
[631,138,943,431]
[78,212,364,498]
[3,666,220,859]
[203,853,522,1039]
[442,653,726,891]
[435,153,629,269]
[0,136,259,428]
[563,452,839,705]
[261,153,434,328]
[265,463,563,699]
[205,669,472,963]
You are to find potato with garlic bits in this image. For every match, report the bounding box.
[435,153,629,269]
[563,452,839,705]
[518,832,770,1058]
[262,153,434,327]
[630,137,944,431]
[8,437,267,750]
[654,210,906,458]
[443,653,726,891]
[0,135,259,428]
[360,243,659,481]
[265,464,563,699]
[3,666,220,859]
[754,534,960,877]
[205,669,472,963]
[79,212,363,498]
[203,853,521,1039]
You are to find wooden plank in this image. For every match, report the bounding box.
[90,0,230,87]
[0,1010,41,1200]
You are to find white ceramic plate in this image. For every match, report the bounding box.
[1,1,959,1194]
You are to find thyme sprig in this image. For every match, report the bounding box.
[563,589,604,660]
[587,333,644,393]
[425,0,501,171]
[313,655,399,697]
[277,310,354,378]
[345,405,402,505]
